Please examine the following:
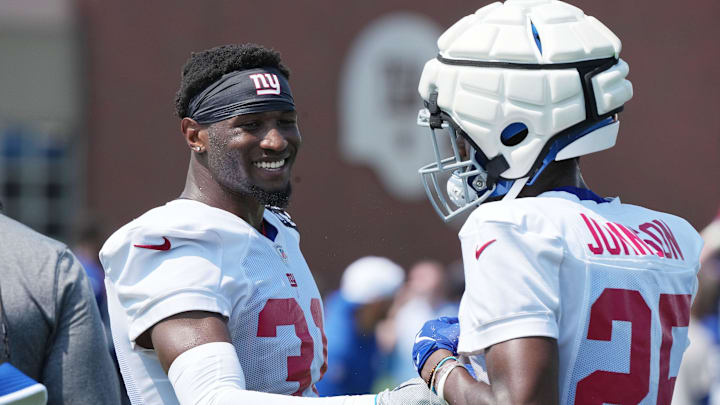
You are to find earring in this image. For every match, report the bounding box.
[194,146,202,152]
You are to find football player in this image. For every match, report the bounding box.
[409,1,704,404]
[99,43,441,405]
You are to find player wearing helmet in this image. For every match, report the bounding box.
[410,1,704,404]
[99,43,442,405]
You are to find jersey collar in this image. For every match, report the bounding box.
[550,186,610,204]
[260,219,279,242]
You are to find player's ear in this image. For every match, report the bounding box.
[181,117,207,153]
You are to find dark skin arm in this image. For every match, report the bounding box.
[136,311,231,374]
[421,337,559,405]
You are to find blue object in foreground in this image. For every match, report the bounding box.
[0,363,47,405]
[412,316,460,374]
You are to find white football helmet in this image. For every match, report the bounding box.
[417,0,633,222]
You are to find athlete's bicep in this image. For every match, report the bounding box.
[485,336,559,405]
[147,311,232,373]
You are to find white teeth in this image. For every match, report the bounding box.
[253,159,285,169]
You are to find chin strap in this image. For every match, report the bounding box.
[427,92,444,129]
[501,177,529,201]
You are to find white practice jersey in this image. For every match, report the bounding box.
[457,189,703,405]
[100,199,328,405]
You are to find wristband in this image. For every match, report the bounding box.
[436,362,465,401]
[428,356,457,392]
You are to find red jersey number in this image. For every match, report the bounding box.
[575,288,691,405]
[257,298,328,396]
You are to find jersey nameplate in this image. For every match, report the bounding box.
[580,213,684,260]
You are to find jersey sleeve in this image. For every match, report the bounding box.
[457,217,565,355]
[101,225,237,342]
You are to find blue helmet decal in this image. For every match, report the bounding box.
[501,122,529,146]
[531,21,542,55]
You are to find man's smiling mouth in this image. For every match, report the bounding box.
[253,159,286,169]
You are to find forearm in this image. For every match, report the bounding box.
[207,389,374,405]
[444,368,494,405]
[169,341,374,405]
[421,350,494,405]
[421,338,559,405]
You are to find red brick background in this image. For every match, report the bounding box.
[77,0,720,292]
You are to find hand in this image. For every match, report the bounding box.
[412,317,460,375]
[375,378,447,405]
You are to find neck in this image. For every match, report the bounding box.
[518,158,588,198]
[179,155,265,230]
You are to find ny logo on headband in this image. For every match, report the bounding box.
[249,73,281,95]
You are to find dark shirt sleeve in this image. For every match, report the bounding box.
[42,249,122,405]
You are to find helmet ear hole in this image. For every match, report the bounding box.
[500,123,529,147]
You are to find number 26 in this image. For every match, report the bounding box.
[576,288,691,405]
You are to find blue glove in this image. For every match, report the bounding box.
[412,316,460,375]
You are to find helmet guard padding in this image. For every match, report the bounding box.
[418,0,633,181]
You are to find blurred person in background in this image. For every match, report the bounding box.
[316,256,404,396]
[99,43,442,405]
[72,219,108,323]
[72,218,112,345]
[0,207,122,404]
[408,1,704,404]
[697,209,720,343]
[72,218,131,405]
[703,212,720,405]
[383,260,459,385]
[675,209,720,404]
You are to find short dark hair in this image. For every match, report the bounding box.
[174,43,291,119]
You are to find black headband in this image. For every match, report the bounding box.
[187,67,295,124]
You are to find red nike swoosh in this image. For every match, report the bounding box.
[475,239,496,259]
[133,237,171,251]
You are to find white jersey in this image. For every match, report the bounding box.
[456,189,703,405]
[100,199,328,405]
